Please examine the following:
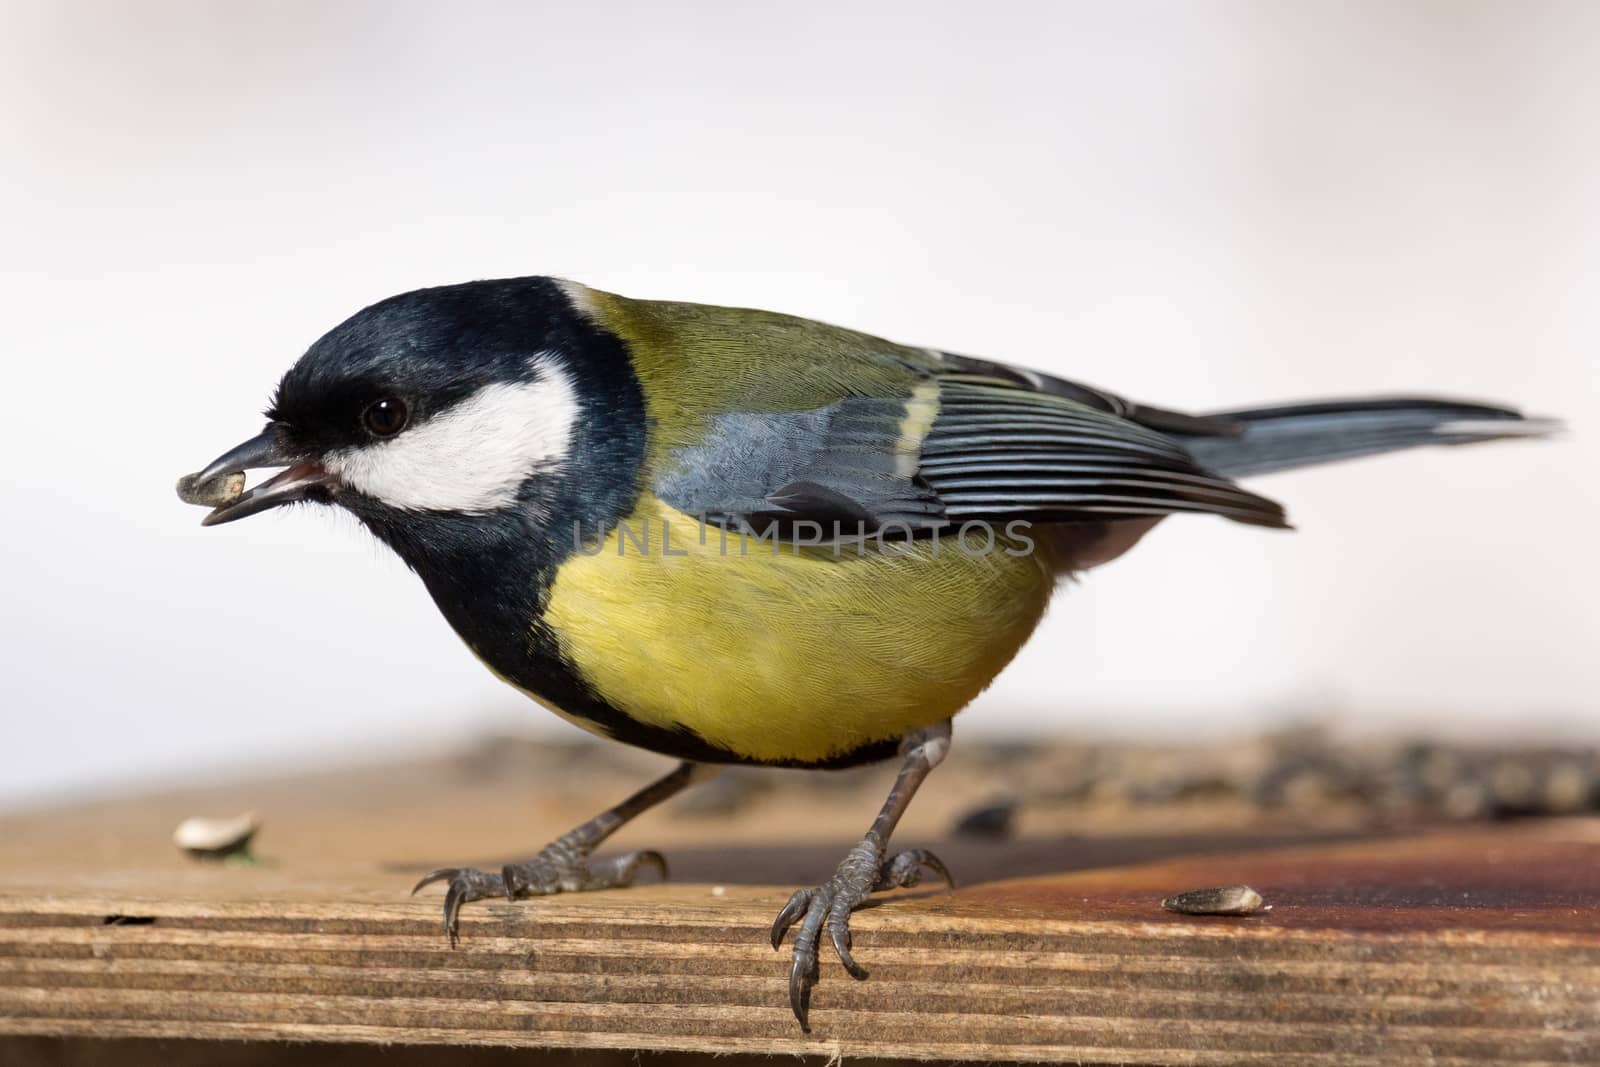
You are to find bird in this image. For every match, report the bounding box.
[179,276,1555,1030]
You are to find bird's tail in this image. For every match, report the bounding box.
[1177,397,1561,479]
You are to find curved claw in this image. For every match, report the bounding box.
[829,921,868,981]
[788,932,818,1032]
[408,866,506,946]
[911,848,956,889]
[788,890,829,1033]
[411,867,471,946]
[411,867,459,896]
[790,974,814,1032]
[626,849,669,882]
[770,888,812,949]
[441,881,467,948]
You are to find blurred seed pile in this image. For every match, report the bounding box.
[951,727,1600,838]
[455,727,1600,842]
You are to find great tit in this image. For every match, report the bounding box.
[181,277,1553,1030]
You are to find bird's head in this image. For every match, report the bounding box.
[184,278,646,577]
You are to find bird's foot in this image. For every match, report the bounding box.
[769,834,952,1031]
[412,833,667,945]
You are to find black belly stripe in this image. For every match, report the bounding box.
[511,615,901,769]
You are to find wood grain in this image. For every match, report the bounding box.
[1,751,1598,1063]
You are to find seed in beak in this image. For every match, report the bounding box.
[176,471,247,508]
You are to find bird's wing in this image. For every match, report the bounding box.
[653,346,1287,533]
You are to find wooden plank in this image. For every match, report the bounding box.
[1,751,1598,1063]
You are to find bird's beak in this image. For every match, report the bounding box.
[181,424,338,526]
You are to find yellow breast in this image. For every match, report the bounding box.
[540,497,1057,765]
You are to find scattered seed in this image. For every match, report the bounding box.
[1488,758,1539,812]
[1162,884,1266,916]
[173,812,259,861]
[952,797,1017,839]
[1543,761,1595,814]
[1442,779,1493,821]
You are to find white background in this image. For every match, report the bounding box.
[2,1,1595,808]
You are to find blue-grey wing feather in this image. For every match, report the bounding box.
[653,349,1287,532]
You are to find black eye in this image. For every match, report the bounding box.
[362,397,409,438]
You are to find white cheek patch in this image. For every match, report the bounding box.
[325,361,580,513]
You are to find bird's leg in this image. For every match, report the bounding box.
[770,721,955,1031]
[414,760,715,944]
